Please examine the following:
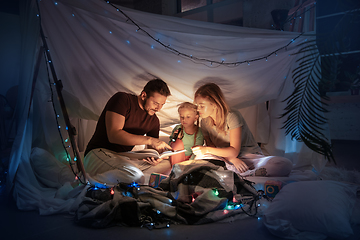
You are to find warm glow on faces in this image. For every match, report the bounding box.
[195,96,215,118]
[142,92,167,115]
[178,108,198,129]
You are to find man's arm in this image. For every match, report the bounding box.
[105,111,171,152]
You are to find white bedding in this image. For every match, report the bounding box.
[23,147,360,239]
[245,169,318,192]
[263,180,360,240]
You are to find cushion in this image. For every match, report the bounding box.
[263,180,358,239]
[30,147,75,188]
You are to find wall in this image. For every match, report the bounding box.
[324,95,360,140]
[0,9,21,96]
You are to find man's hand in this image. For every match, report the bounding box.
[143,157,162,166]
[150,138,173,153]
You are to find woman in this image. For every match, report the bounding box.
[191,83,292,177]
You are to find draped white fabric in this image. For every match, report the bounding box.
[7,0,328,214]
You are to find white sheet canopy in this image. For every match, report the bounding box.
[7,0,328,213]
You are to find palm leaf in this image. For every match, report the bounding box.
[280,41,335,162]
[280,7,360,163]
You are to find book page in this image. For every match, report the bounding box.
[118,149,160,159]
[194,153,226,161]
[159,149,186,159]
[119,149,185,160]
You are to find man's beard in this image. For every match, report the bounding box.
[143,97,154,115]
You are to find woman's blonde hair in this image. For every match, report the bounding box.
[194,83,229,134]
[177,102,199,144]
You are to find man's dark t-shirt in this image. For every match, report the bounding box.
[84,92,160,156]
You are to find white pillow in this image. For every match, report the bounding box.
[263,180,358,239]
[30,147,75,188]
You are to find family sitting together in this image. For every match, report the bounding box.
[83,79,293,186]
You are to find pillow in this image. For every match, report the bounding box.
[30,147,75,188]
[263,180,358,239]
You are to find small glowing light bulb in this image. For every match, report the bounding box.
[213,189,219,196]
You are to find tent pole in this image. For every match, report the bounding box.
[39,26,87,184]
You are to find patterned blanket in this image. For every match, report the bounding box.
[75,160,261,228]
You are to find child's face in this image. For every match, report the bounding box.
[178,108,198,128]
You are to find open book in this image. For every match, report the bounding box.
[119,149,186,160]
[194,153,226,161]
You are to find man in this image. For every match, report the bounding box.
[84,79,173,186]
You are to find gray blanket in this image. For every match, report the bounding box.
[75,160,260,228]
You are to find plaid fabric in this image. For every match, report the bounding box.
[160,160,259,224]
[75,160,259,228]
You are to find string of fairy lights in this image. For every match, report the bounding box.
[103,0,306,68]
[37,1,86,185]
[43,55,84,185]
[283,1,316,29]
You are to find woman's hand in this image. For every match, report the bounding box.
[191,146,208,158]
[229,158,249,173]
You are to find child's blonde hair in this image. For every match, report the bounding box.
[177,102,199,144]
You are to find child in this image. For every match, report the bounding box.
[169,102,204,166]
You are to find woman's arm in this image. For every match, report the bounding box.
[192,127,248,172]
[193,127,241,158]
